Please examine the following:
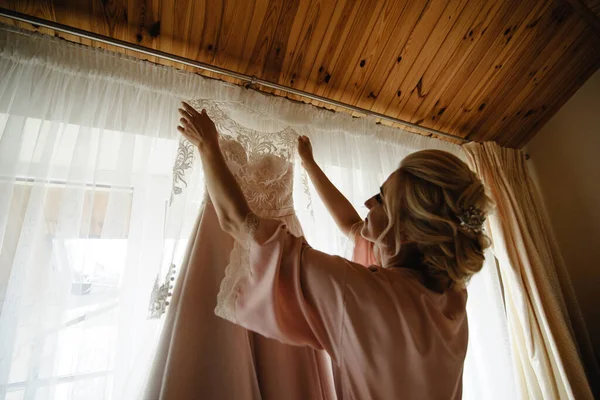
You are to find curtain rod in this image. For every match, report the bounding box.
[0,7,469,144]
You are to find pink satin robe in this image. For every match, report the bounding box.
[215,217,469,399]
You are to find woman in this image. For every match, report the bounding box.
[178,102,491,399]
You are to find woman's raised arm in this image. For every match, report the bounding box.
[298,136,362,237]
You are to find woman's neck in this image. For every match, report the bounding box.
[381,242,421,269]
[383,243,451,293]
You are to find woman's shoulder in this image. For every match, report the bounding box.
[348,265,467,307]
[343,266,468,335]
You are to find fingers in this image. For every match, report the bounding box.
[181,101,198,116]
[178,112,191,137]
[178,124,196,144]
[178,124,190,139]
[177,119,189,140]
[178,107,193,119]
[178,103,216,145]
[180,103,212,129]
[178,109,193,136]
[298,136,311,148]
[181,102,209,121]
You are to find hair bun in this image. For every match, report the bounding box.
[385,150,492,289]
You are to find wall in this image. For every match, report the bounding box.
[525,69,600,360]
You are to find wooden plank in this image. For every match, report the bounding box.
[211,0,255,70]
[175,0,204,64]
[469,12,588,141]
[509,33,598,145]
[367,0,452,114]
[97,0,129,39]
[140,0,161,64]
[407,0,534,132]
[271,0,310,81]
[270,0,311,98]
[52,0,95,47]
[348,0,431,111]
[455,0,573,139]
[118,0,151,60]
[141,0,164,65]
[485,27,592,143]
[158,0,190,67]
[395,0,489,124]
[278,0,339,90]
[405,0,508,126]
[515,53,600,147]
[2,0,56,22]
[337,0,408,104]
[301,0,360,94]
[202,0,227,79]
[501,29,599,146]
[1,0,599,147]
[382,0,471,118]
[171,0,195,60]
[152,0,177,68]
[564,0,600,33]
[123,0,144,58]
[434,0,549,136]
[194,0,225,76]
[262,0,300,83]
[335,0,409,106]
[122,0,136,44]
[232,1,267,74]
[243,0,285,78]
[316,0,386,100]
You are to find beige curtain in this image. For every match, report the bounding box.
[463,142,598,400]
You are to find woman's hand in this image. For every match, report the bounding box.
[177,101,251,240]
[178,102,219,151]
[298,135,315,167]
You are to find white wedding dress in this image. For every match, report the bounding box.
[144,100,334,399]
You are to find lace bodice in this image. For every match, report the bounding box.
[189,99,298,212]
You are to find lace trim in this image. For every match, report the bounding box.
[188,99,299,211]
[189,99,298,162]
[170,138,195,205]
[214,213,260,323]
[300,169,314,217]
[148,263,177,319]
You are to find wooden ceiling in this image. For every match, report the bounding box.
[1,0,599,148]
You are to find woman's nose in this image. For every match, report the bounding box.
[364,197,374,209]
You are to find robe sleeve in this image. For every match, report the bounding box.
[214,213,356,363]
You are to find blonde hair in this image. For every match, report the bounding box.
[380,150,491,290]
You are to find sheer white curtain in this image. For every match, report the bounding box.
[0,26,515,399]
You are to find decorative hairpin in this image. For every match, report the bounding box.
[457,206,486,234]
